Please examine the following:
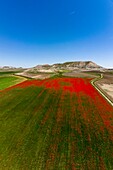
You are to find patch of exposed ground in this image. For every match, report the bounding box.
[63,71,97,78]
[97,74,113,84]
[96,73,113,102]
[15,72,54,79]
[101,84,113,98]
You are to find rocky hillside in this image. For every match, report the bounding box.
[52,61,103,70]
[27,61,104,73]
[14,61,107,79]
[0,66,16,70]
[0,66,25,72]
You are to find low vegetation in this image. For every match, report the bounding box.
[0,75,26,90]
[0,77,113,169]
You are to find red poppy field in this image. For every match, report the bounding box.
[0,77,113,169]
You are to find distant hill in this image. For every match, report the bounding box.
[0,66,16,69]
[0,61,107,79]
[27,61,104,73]
[52,61,103,69]
[13,61,109,79]
[0,61,104,72]
[0,66,25,72]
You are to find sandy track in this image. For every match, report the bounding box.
[91,74,113,106]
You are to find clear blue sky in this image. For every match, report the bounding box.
[0,0,113,68]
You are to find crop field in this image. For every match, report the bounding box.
[0,75,26,90]
[0,77,113,169]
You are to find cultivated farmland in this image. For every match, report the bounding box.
[0,74,26,90]
[0,77,113,169]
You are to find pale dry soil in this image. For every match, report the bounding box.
[100,84,113,99]
[63,71,97,78]
[15,72,53,79]
[97,73,113,101]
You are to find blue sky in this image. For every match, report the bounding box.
[0,0,113,68]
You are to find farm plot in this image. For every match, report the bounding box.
[0,75,26,90]
[0,77,113,169]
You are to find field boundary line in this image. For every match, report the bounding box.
[13,74,28,80]
[0,75,27,92]
[91,74,113,107]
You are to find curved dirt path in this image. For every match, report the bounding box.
[91,74,113,106]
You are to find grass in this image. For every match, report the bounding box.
[0,75,26,90]
[0,77,113,169]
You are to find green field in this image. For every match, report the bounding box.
[0,75,26,90]
[0,77,113,169]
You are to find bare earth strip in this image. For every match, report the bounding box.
[63,71,97,78]
[15,72,54,80]
[91,74,113,106]
[101,84,113,99]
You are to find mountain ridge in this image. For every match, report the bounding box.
[32,61,104,72]
[0,61,106,72]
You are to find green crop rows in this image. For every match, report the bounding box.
[0,75,26,90]
[0,78,113,169]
